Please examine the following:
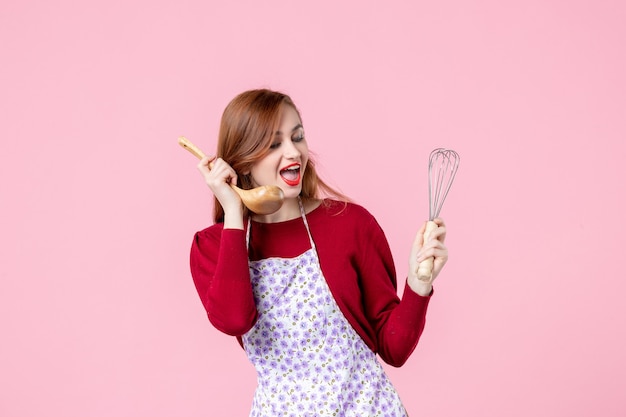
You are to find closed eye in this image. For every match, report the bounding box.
[271,124,304,149]
[292,124,305,142]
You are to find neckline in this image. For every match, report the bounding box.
[249,199,323,226]
[246,197,318,250]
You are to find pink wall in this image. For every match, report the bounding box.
[1,1,625,416]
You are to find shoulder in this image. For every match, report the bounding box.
[313,198,372,216]
[193,222,226,249]
[336,199,377,220]
[310,199,381,230]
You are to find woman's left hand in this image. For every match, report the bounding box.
[407,218,449,296]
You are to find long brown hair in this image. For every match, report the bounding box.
[213,89,347,223]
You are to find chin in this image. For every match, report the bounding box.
[281,186,303,199]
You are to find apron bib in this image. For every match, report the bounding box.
[242,201,407,417]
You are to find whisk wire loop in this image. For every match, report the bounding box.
[428,148,460,220]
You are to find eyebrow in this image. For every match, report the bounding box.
[275,124,303,136]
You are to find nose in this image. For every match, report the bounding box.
[282,140,301,160]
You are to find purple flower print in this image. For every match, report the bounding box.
[243,246,407,416]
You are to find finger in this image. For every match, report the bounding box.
[430,218,447,243]
[411,221,428,253]
[426,225,447,243]
[432,251,449,278]
[210,159,238,186]
[205,158,227,177]
[197,155,215,172]
[229,175,238,186]
[416,241,447,262]
[433,217,446,227]
[417,253,448,280]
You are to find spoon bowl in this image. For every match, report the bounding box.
[178,136,284,215]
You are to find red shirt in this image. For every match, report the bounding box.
[190,199,432,367]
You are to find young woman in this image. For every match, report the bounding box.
[190,89,448,416]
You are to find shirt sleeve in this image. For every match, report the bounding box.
[190,227,258,336]
[357,215,432,367]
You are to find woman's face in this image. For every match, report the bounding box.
[249,104,308,199]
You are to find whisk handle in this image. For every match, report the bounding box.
[417,220,439,282]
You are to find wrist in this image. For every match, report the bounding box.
[222,206,244,230]
[407,275,433,297]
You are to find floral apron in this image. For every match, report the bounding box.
[242,201,407,417]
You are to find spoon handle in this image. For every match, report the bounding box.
[178,136,206,160]
[178,136,284,215]
[178,136,242,193]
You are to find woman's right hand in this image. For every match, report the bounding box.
[197,156,243,215]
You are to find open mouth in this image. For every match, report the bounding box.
[280,163,301,186]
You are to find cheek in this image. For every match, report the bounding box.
[250,157,277,180]
[299,144,309,162]
[249,166,263,184]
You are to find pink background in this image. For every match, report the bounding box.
[1,1,625,416]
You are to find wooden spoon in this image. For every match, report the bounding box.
[178,136,284,214]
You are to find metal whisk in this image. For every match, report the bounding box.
[428,148,460,221]
[417,148,460,282]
